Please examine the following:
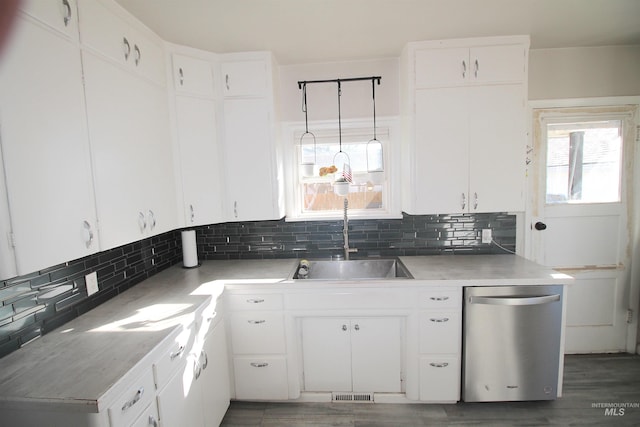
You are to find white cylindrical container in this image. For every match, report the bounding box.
[181,229,199,268]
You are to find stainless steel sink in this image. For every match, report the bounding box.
[291,258,413,280]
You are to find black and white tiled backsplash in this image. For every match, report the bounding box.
[0,212,515,358]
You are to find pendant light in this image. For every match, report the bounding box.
[299,83,316,176]
[366,78,384,182]
[333,81,350,196]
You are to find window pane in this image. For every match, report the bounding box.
[546,121,622,204]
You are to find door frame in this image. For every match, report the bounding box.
[525,96,640,354]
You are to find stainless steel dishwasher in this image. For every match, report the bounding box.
[462,285,563,402]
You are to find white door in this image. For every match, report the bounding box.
[529,105,638,353]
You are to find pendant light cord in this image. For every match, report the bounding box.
[337,81,342,153]
[372,79,377,140]
[302,83,309,133]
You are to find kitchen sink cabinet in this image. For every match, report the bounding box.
[301,317,403,393]
[220,53,284,222]
[402,36,529,215]
[0,8,99,278]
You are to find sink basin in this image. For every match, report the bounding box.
[291,258,413,280]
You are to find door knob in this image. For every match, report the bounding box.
[534,221,547,231]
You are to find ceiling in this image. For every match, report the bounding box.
[114,0,640,65]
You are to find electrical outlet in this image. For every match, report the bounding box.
[86,272,99,296]
[481,229,492,244]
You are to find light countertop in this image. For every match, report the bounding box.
[0,254,571,412]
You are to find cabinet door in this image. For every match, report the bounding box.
[83,52,177,249]
[351,318,402,392]
[468,84,525,212]
[20,0,79,39]
[0,16,98,275]
[199,321,230,427]
[470,44,526,84]
[175,96,223,226]
[173,54,214,96]
[156,355,204,427]
[222,98,278,221]
[414,47,469,88]
[413,88,469,214]
[221,60,267,97]
[77,0,132,67]
[301,318,352,392]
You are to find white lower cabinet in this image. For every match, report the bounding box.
[130,400,159,427]
[301,317,402,393]
[419,357,460,402]
[233,356,289,400]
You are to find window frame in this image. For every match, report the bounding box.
[282,117,402,221]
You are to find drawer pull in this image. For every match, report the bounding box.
[248,319,266,324]
[429,362,449,368]
[170,345,185,360]
[149,415,158,427]
[250,362,269,368]
[430,317,449,323]
[430,296,449,301]
[121,387,143,412]
[246,298,265,304]
[200,350,208,370]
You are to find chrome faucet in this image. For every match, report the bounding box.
[343,199,357,260]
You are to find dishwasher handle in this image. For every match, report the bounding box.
[469,294,560,306]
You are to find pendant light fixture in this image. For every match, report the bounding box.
[366,78,384,182]
[299,83,316,176]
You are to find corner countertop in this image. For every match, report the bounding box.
[0,254,570,413]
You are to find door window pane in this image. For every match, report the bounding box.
[546,120,622,204]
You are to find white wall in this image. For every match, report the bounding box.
[279,58,399,122]
[529,45,640,100]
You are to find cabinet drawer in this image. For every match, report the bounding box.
[173,54,214,96]
[107,369,156,427]
[418,288,461,309]
[230,312,286,354]
[233,357,288,400]
[153,324,196,390]
[227,293,283,310]
[419,357,460,402]
[419,311,460,354]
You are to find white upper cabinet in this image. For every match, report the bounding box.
[221,60,268,97]
[78,0,166,86]
[402,36,529,215]
[220,53,283,222]
[19,0,79,40]
[172,53,215,96]
[0,10,99,277]
[414,41,526,88]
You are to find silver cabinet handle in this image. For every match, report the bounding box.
[461,193,466,210]
[179,67,184,86]
[148,415,158,427]
[233,201,238,218]
[121,387,144,412]
[354,324,360,331]
[429,362,449,368]
[469,294,561,306]
[474,59,479,78]
[248,319,266,324]
[83,220,94,248]
[194,357,202,380]
[123,37,131,61]
[138,211,147,232]
[430,296,449,301]
[473,192,478,210]
[246,298,264,304]
[225,74,230,91]
[148,210,156,231]
[430,317,449,323]
[62,0,71,27]
[134,44,141,66]
[462,60,466,78]
[189,204,195,223]
[200,350,208,370]
[170,345,185,360]
[342,324,348,331]
[250,362,269,368]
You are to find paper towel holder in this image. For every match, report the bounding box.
[181,229,201,268]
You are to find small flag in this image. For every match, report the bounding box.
[342,163,352,183]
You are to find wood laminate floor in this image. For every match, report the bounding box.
[220,354,640,426]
